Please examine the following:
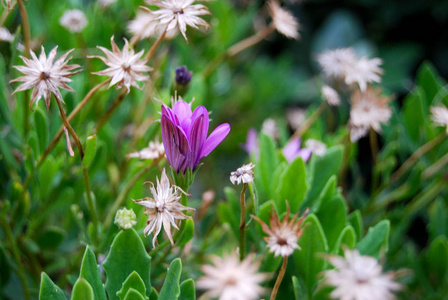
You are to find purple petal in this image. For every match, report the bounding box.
[282,138,302,162]
[191,106,209,144]
[298,148,312,162]
[172,101,192,122]
[189,114,206,169]
[199,123,231,159]
[244,128,259,157]
[161,105,179,126]
[161,115,190,172]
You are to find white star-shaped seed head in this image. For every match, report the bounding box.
[10,46,82,110]
[89,36,153,93]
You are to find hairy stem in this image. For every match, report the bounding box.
[203,25,275,79]
[17,0,31,136]
[391,131,446,182]
[239,183,247,260]
[144,28,167,61]
[95,90,126,133]
[54,96,84,159]
[103,157,163,229]
[271,256,288,300]
[0,218,30,300]
[289,102,328,142]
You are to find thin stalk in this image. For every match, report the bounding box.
[239,183,247,261]
[391,132,446,182]
[144,28,167,61]
[0,218,30,300]
[36,80,109,169]
[54,96,84,159]
[203,25,275,79]
[148,240,170,257]
[369,128,379,191]
[271,256,288,300]
[422,151,448,180]
[0,0,17,27]
[83,166,98,236]
[17,0,31,136]
[95,90,126,133]
[289,102,328,142]
[103,157,162,229]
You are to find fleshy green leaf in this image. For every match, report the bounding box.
[71,278,94,300]
[275,157,307,213]
[159,258,182,300]
[258,133,279,199]
[310,176,336,213]
[123,288,146,300]
[103,229,151,300]
[83,135,97,167]
[347,210,363,242]
[39,272,67,300]
[356,220,390,258]
[34,108,48,154]
[302,146,343,209]
[117,271,146,300]
[79,247,107,300]
[292,276,309,300]
[426,236,448,287]
[178,279,195,300]
[316,195,347,251]
[333,225,356,254]
[149,287,159,300]
[294,214,329,296]
[175,218,194,247]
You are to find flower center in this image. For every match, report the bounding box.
[173,8,184,14]
[225,277,237,286]
[122,63,131,72]
[40,72,50,80]
[277,237,288,246]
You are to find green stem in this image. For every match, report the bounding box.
[271,256,288,300]
[0,218,30,300]
[103,158,162,229]
[239,183,247,260]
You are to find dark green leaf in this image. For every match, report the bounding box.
[103,229,151,300]
[347,210,363,242]
[333,225,356,254]
[79,247,107,300]
[258,133,279,199]
[292,276,309,300]
[178,279,195,300]
[316,195,347,251]
[356,220,390,258]
[159,258,182,300]
[39,272,67,300]
[34,108,48,154]
[275,157,307,213]
[117,271,146,300]
[123,288,146,300]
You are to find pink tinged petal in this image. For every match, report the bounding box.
[282,137,301,162]
[199,123,230,159]
[298,148,312,162]
[63,127,75,157]
[161,115,190,172]
[172,100,192,122]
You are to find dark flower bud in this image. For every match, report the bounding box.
[175,66,193,87]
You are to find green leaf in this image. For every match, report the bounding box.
[347,210,363,242]
[402,88,427,142]
[124,288,146,300]
[149,287,159,300]
[293,214,329,296]
[117,271,146,300]
[428,198,448,241]
[39,272,67,300]
[175,218,194,247]
[316,195,347,251]
[103,229,151,300]
[356,220,390,258]
[426,236,448,287]
[34,108,48,154]
[178,279,195,300]
[310,176,336,213]
[72,278,94,300]
[218,187,241,239]
[37,226,66,249]
[79,247,107,300]
[302,146,343,209]
[333,225,356,254]
[258,133,279,199]
[275,157,307,213]
[159,258,182,300]
[417,61,444,106]
[292,276,309,300]
[83,135,97,167]
[38,155,57,198]
[0,245,11,289]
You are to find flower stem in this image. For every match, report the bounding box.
[391,131,446,183]
[369,128,379,191]
[0,218,30,300]
[422,151,448,180]
[83,166,98,237]
[103,157,163,229]
[288,102,328,142]
[144,28,167,61]
[17,0,31,137]
[95,90,126,133]
[54,95,84,159]
[271,256,288,300]
[203,25,275,79]
[239,183,247,261]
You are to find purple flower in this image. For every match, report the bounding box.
[161,100,231,173]
[282,138,311,163]
[243,128,259,159]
